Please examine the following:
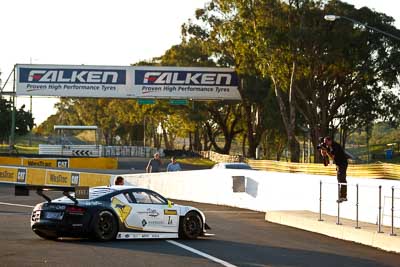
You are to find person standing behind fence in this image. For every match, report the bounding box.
[321,136,349,203]
[146,152,162,173]
[167,157,182,172]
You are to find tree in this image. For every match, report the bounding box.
[0,98,12,143]
[156,41,246,153]
[0,97,34,143]
[187,0,400,162]
[183,1,277,157]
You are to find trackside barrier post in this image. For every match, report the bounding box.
[378,185,383,233]
[355,184,360,229]
[391,186,397,236]
[319,180,323,221]
[337,183,341,225]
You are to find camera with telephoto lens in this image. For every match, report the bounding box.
[317,137,330,166]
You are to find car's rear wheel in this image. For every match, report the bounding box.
[92,210,118,241]
[179,211,203,239]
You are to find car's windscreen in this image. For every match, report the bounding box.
[132,190,167,205]
[225,164,252,169]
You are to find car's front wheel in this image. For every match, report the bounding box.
[92,210,118,241]
[179,211,203,239]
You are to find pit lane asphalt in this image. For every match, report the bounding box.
[1,184,400,267]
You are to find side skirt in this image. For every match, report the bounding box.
[117,232,178,239]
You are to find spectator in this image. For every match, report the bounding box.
[114,176,124,185]
[167,157,182,172]
[321,136,349,203]
[146,152,162,173]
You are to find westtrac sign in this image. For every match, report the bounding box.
[16,64,241,100]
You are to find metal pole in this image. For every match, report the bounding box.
[391,186,397,236]
[341,16,400,42]
[10,67,16,151]
[337,183,341,225]
[378,185,383,233]
[143,116,146,147]
[28,95,32,146]
[355,184,360,229]
[319,180,323,221]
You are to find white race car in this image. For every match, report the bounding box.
[212,162,254,170]
[26,185,211,241]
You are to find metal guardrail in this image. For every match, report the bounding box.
[198,151,400,179]
[39,145,160,158]
[39,145,101,157]
[248,160,400,179]
[318,181,399,236]
[102,146,159,158]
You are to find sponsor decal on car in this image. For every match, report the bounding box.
[116,232,179,239]
[138,208,160,217]
[45,204,67,210]
[147,220,163,225]
[164,209,177,215]
[111,197,132,223]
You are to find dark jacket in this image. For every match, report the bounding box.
[329,141,348,165]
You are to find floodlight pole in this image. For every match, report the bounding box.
[10,66,16,151]
[29,95,32,146]
[324,15,400,41]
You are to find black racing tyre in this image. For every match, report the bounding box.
[33,230,58,240]
[92,210,118,241]
[179,212,203,239]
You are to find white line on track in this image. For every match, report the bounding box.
[0,202,34,208]
[166,240,237,267]
[203,213,261,214]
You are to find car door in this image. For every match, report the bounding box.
[124,189,179,233]
[110,192,134,227]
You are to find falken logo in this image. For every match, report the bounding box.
[19,68,126,84]
[135,70,237,86]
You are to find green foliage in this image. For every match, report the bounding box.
[0,98,12,142]
[35,0,400,161]
[0,97,33,143]
[348,122,400,146]
[185,0,400,161]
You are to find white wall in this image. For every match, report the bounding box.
[116,170,400,227]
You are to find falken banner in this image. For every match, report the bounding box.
[15,64,241,100]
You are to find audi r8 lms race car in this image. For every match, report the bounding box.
[21,185,210,241]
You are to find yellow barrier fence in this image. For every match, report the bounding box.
[0,165,112,187]
[247,160,400,179]
[0,157,117,170]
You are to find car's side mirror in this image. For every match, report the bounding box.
[167,200,174,207]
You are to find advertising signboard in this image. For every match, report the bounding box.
[15,64,241,100]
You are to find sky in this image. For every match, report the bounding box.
[0,0,399,125]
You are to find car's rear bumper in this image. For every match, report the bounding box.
[32,216,91,238]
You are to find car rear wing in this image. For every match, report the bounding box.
[15,185,89,204]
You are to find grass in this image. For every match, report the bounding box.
[0,144,39,154]
[178,157,215,167]
[346,143,400,164]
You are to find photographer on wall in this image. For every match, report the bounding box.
[319,136,349,203]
